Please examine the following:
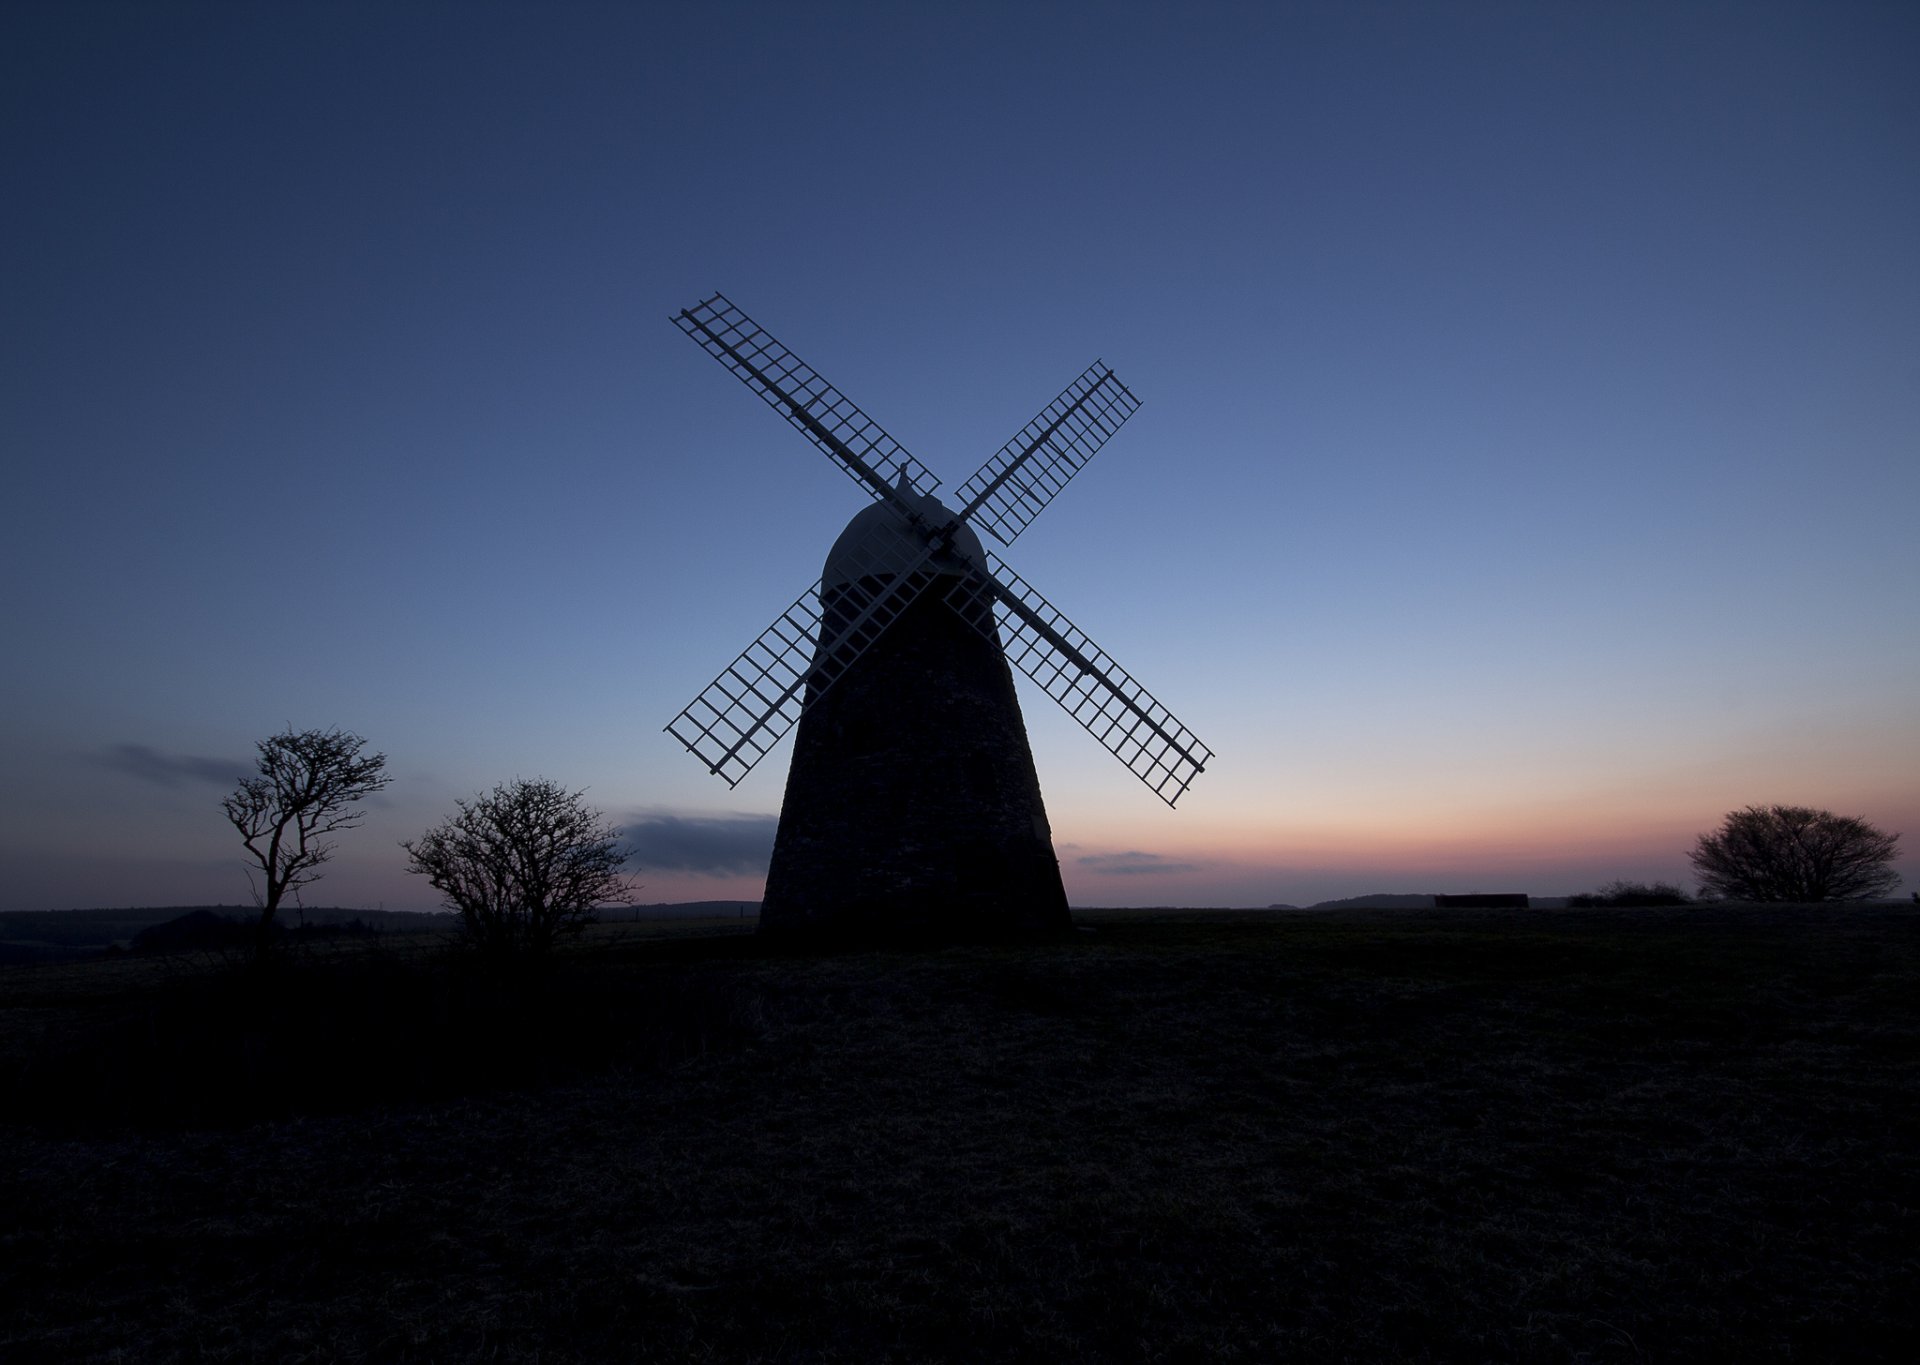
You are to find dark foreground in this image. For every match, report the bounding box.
[3,906,1916,1362]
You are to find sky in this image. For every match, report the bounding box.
[3,0,1916,913]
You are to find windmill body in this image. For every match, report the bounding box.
[665,295,1211,939]
[762,490,1068,936]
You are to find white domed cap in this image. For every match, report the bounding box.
[823,487,988,588]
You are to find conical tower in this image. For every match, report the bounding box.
[760,492,1069,938]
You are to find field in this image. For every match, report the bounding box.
[3,906,1916,1362]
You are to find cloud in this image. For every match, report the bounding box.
[1077,850,1200,876]
[620,812,779,875]
[98,743,250,788]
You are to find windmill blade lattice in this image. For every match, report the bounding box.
[953,361,1141,546]
[946,555,1213,806]
[666,541,946,786]
[674,294,939,504]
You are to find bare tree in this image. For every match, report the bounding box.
[1689,804,1901,902]
[402,779,633,958]
[222,727,391,940]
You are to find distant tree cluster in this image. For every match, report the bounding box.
[1689,805,1901,903]
[223,729,633,960]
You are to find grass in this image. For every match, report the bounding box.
[2,906,1916,1361]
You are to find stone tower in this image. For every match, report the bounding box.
[758,489,1071,939]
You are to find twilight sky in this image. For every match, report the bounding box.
[3,1,1916,912]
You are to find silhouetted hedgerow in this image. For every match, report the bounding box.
[128,909,387,956]
[1567,879,1693,907]
[129,909,258,954]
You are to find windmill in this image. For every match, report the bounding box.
[665,294,1211,937]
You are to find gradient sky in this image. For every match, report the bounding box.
[4,1,1916,913]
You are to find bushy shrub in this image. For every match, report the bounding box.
[1690,805,1901,902]
[403,779,633,961]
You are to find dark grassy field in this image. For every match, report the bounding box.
[3,906,1916,1362]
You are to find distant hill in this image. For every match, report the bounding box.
[1307,894,1437,910]
[1300,893,1572,911]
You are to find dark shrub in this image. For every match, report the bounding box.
[132,909,257,954]
[1568,880,1693,908]
[1690,804,1901,901]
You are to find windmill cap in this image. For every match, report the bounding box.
[823,488,988,589]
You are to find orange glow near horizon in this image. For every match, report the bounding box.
[1048,758,1920,904]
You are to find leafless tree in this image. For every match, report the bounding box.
[222,727,390,941]
[1689,804,1901,902]
[402,779,633,958]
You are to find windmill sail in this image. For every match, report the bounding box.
[664,583,821,786]
[665,540,945,786]
[945,555,1212,806]
[674,294,939,506]
[952,362,1141,546]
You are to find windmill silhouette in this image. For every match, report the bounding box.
[666,294,1210,936]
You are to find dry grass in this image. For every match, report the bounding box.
[2,906,1916,1361]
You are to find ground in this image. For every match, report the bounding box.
[3,906,1916,1362]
